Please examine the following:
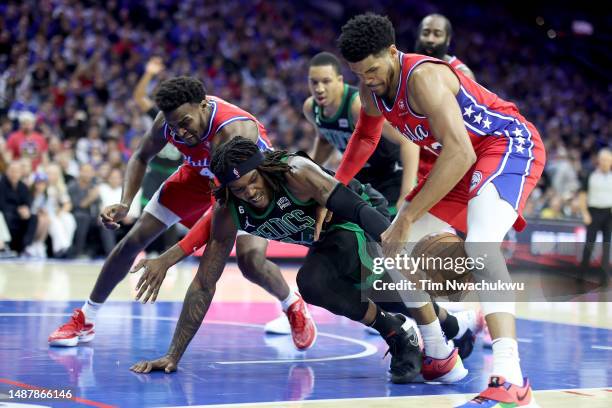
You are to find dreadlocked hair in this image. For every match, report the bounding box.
[211,136,291,206]
[337,13,395,63]
[153,76,207,113]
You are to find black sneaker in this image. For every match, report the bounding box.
[384,318,423,384]
[453,329,476,360]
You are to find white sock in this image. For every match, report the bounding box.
[491,337,523,386]
[280,290,299,312]
[81,299,103,324]
[419,319,453,359]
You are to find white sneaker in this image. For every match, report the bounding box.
[364,315,420,346]
[264,313,291,334]
[454,309,485,337]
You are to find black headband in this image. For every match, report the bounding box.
[217,150,265,186]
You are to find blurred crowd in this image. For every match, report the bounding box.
[0,0,609,257]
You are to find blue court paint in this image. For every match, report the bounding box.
[1,301,610,407]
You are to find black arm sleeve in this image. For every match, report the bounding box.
[326,183,390,242]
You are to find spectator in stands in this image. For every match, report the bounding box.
[0,211,16,258]
[540,195,565,220]
[29,172,51,259]
[7,88,38,122]
[549,147,580,198]
[56,149,79,185]
[68,163,100,258]
[19,157,35,188]
[6,111,48,171]
[76,126,106,165]
[97,168,140,255]
[0,161,38,254]
[44,163,77,257]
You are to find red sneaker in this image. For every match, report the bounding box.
[48,309,95,347]
[421,347,468,383]
[455,376,539,407]
[285,294,317,350]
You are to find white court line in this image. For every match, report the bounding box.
[215,330,378,364]
[0,312,378,364]
[162,387,612,407]
[592,345,612,351]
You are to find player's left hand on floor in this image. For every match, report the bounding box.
[130,356,178,374]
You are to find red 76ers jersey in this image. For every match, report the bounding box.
[371,53,542,159]
[379,53,545,233]
[163,96,272,179]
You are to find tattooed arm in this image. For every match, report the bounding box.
[130,204,238,374]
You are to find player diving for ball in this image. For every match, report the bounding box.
[130,136,474,384]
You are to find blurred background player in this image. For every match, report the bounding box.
[304,51,419,214]
[415,14,476,80]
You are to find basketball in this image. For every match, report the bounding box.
[410,232,474,297]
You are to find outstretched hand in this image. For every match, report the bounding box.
[131,256,171,304]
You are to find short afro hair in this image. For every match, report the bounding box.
[153,76,207,113]
[337,13,395,63]
[309,52,343,75]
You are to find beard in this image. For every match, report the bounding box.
[414,40,449,60]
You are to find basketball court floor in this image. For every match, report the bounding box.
[1,258,611,407]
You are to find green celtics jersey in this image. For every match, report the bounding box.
[227,157,391,285]
[313,84,359,152]
[312,84,402,203]
[228,183,364,246]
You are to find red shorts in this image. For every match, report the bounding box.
[143,165,213,228]
[407,123,546,233]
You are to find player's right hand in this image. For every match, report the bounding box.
[132,256,172,304]
[130,355,177,374]
[583,212,592,226]
[100,203,129,230]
